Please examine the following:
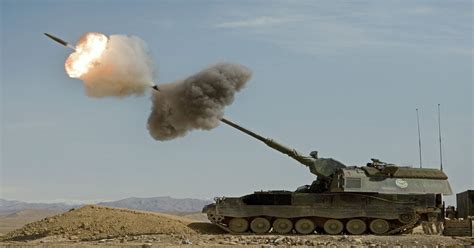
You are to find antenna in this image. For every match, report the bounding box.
[416,108,423,168]
[438,104,443,171]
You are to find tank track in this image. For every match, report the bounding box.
[207,213,232,233]
[207,214,421,235]
[387,214,420,235]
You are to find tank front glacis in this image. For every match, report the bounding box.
[206,119,452,235]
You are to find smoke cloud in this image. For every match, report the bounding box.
[147,62,252,140]
[76,34,155,97]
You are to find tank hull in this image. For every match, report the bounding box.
[204,191,441,235]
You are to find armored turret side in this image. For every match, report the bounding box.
[332,168,453,195]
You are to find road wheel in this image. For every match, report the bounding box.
[229,218,248,233]
[295,218,315,234]
[369,219,390,234]
[207,213,224,223]
[250,217,271,234]
[398,213,415,224]
[272,218,293,234]
[346,219,366,235]
[323,219,344,235]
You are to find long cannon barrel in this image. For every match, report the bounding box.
[220,118,267,143]
[220,118,314,167]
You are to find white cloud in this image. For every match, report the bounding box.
[215,16,301,29]
[212,4,470,57]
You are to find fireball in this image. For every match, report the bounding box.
[65,32,108,78]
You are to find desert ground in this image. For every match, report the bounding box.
[0,205,472,247]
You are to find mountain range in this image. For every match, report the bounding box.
[0,197,211,215]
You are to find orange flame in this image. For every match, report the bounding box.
[65,33,108,78]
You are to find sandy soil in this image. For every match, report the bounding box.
[1,233,472,247]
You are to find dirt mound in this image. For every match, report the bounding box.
[2,205,199,241]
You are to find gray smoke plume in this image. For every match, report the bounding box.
[148,62,252,140]
[78,34,155,97]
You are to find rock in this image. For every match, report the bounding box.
[181,239,192,245]
[274,237,285,244]
[306,240,315,246]
[354,238,363,243]
[142,243,152,248]
[339,234,350,241]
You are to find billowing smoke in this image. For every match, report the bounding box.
[66,33,154,97]
[148,62,252,140]
[62,33,252,140]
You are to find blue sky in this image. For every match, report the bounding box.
[1,0,472,204]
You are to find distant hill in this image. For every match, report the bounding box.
[0,197,211,214]
[97,196,211,213]
[0,199,75,215]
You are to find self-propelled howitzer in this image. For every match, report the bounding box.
[203,118,453,235]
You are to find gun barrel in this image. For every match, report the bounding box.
[220,117,346,178]
[220,118,267,143]
[220,118,313,167]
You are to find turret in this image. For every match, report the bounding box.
[220,118,346,179]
